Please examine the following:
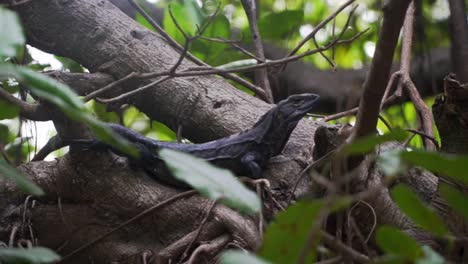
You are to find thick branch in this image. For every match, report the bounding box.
[351,0,411,139]
[11,0,318,193]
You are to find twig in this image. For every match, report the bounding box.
[241,0,273,102]
[32,135,66,161]
[296,196,335,264]
[98,76,171,104]
[179,200,217,263]
[99,31,365,104]
[289,150,336,203]
[399,1,436,151]
[378,115,392,131]
[60,190,197,262]
[139,31,366,79]
[288,0,356,57]
[83,72,139,102]
[127,0,268,101]
[313,256,343,264]
[349,0,411,143]
[348,200,376,244]
[185,234,230,264]
[406,129,439,149]
[380,71,401,110]
[320,231,370,263]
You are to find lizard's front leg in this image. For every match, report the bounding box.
[241,152,265,179]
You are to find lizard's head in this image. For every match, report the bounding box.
[275,93,319,122]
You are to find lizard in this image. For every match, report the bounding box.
[78,93,319,188]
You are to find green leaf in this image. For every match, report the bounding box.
[0,123,10,143]
[0,247,60,264]
[159,149,261,214]
[416,245,444,264]
[0,100,20,119]
[151,120,177,141]
[304,0,328,23]
[439,183,468,219]
[401,150,468,185]
[376,225,423,260]
[391,184,449,236]
[202,14,230,39]
[221,250,272,264]
[345,129,408,155]
[261,200,323,263]
[259,10,304,40]
[0,159,44,195]
[135,13,156,31]
[0,7,25,59]
[54,56,84,73]
[190,14,231,63]
[163,1,203,44]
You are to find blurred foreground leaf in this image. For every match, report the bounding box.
[221,251,271,264]
[391,184,449,236]
[159,149,261,214]
[0,247,60,264]
[0,159,43,195]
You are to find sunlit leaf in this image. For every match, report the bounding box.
[202,14,230,39]
[391,184,449,236]
[401,151,468,185]
[0,247,60,264]
[0,7,25,59]
[191,14,231,63]
[376,225,423,260]
[345,129,408,154]
[0,159,43,196]
[92,101,120,123]
[259,10,304,40]
[54,56,84,73]
[304,0,328,23]
[439,183,468,219]
[0,123,10,143]
[136,13,156,31]
[221,250,271,264]
[0,101,20,119]
[151,120,177,141]
[2,79,19,93]
[261,200,323,263]
[163,1,203,44]
[159,149,261,214]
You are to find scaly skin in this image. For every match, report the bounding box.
[86,94,319,188]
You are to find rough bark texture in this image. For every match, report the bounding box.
[432,75,468,262]
[0,0,459,262]
[13,0,319,184]
[2,0,318,262]
[433,75,468,154]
